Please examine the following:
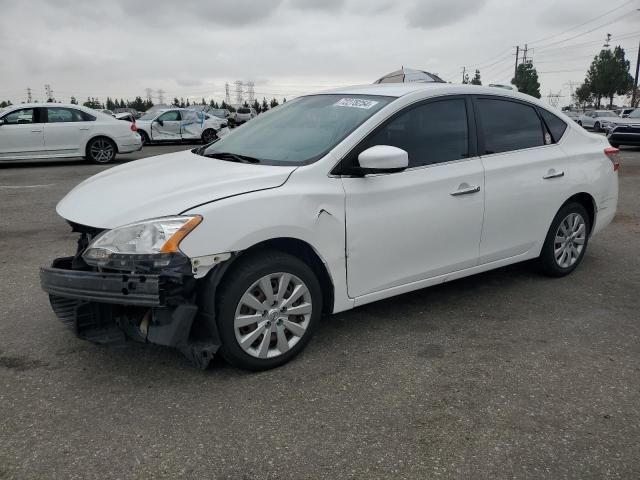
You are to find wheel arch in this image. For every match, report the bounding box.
[216,237,335,314]
[561,192,596,235]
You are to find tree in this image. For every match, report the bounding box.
[83,97,103,109]
[511,61,541,98]
[261,97,269,112]
[70,96,78,105]
[462,71,470,84]
[252,99,261,114]
[0,100,12,108]
[270,98,279,108]
[627,87,640,108]
[172,97,180,107]
[470,69,482,85]
[573,82,593,110]
[585,46,633,108]
[106,97,116,111]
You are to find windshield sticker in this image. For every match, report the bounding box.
[334,98,379,109]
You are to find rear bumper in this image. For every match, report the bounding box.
[40,257,218,368]
[116,135,143,153]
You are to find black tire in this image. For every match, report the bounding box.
[86,137,116,164]
[138,130,150,145]
[201,128,217,144]
[594,122,600,132]
[537,202,591,277]
[212,250,323,371]
[577,121,582,126]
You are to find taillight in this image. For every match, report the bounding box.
[604,146,620,171]
[130,121,137,132]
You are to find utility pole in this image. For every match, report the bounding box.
[461,66,466,83]
[514,45,520,78]
[632,39,640,107]
[44,84,54,102]
[603,33,612,48]
[522,44,529,64]
[234,80,243,106]
[145,88,153,104]
[26,87,32,103]
[247,81,255,105]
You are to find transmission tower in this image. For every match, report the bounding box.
[44,84,54,102]
[547,91,562,108]
[145,88,153,103]
[26,87,32,103]
[247,81,255,105]
[225,82,231,105]
[234,80,244,106]
[156,89,165,105]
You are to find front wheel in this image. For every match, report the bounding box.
[214,250,323,371]
[86,137,116,164]
[577,121,582,126]
[594,122,601,132]
[537,202,590,277]
[201,128,217,144]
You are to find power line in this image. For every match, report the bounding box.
[528,0,635,46]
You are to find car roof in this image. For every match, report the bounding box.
[318,83,552,102]
[4,103,89,110]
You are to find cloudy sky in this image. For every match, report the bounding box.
[1,0,638,106]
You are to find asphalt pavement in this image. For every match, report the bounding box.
[1,144,639,479]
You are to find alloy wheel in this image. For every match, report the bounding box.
[554,212,586,268]
[89,139,114,163]
[234,272,312,359]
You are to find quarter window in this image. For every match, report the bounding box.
[359,98,469,168]
[477,98,544,154]
[538,109,567,142]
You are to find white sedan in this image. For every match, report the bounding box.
[41,83,618,371]
[0,103,142,163]
[135,108,229,145]
[577,110,619,131]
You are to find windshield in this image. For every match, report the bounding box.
[629,108,640,119]
[202,94,393,165]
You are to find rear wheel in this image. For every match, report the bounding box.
[594,121,601,132]
[214,250,322,371]
[537,202,590,277]
[577,120,582,126]
[201,128,217,144]
[138,130,150,145]
[86,137,116,164]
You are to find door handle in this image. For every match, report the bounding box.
[450,184,481,196]
[31,129,42,133]
[79,127,90,131]
[543,170,565,180]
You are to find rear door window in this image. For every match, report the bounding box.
[477,98,544,154]
[46,107,87,123]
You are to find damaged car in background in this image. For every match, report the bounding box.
[135,107,229,145]
[41,84,618,371]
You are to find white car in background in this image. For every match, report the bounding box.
[136,108,229,145]
[41,84,618,371]
[233,106,257,125]
[0,103,142,163]
[577,110,619,131]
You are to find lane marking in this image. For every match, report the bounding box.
[0,184,55,189]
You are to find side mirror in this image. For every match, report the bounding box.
[156,119,164,126]
[357,145,408,173]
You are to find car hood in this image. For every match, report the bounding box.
[56,149,297,229]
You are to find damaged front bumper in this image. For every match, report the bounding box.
[40,256,219,368]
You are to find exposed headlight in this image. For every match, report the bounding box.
[83,215,201,268]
